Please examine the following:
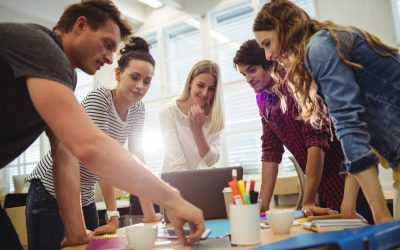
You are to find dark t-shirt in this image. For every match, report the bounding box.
[0,23,77,167]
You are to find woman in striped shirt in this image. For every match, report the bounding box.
[26,37,160,250]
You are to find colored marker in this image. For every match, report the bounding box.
[229,181,242,205]
[249,180,259,204]
[232,169,237,183]
[237,180,247,204]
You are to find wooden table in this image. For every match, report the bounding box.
[62,223,309,250]
[381,180,394,204]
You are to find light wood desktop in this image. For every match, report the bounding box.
[381,180,395,204]
[62,224,309,250]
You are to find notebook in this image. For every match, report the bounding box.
[301,219,367,232]
[161,166,243,222]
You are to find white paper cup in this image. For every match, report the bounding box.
[222,187,233,218]
[267,209,294,234]
[230,203,260,245]
[125,224,157,250]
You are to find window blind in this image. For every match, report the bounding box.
[165,20,202,95]
[210,3,254,83]
[143,34,162,101]
[138,0,318,176]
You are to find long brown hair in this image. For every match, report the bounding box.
[253,0,398,128]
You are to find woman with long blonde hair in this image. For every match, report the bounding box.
[253,0,400,223]
[159,60,224,172]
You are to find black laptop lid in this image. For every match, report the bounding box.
[161,166,243,222]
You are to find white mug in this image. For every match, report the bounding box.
[125,224,158,250]
[267,209,294,234]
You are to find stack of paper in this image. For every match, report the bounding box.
[301,219,367,232]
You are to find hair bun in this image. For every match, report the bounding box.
[120,37,151,55]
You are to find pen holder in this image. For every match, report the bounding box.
[229,203,260,246]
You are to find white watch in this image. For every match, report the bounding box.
[106,210,120,221]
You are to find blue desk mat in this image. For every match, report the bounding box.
[205,219,231,238]
[251,220,400,250]
[203,210,303,238]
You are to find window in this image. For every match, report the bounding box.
[222,84,262,174]
[390,0,400,45]
[137,0,301,176]
[5,138,41,193]
[4,70,94,192]
[209,1,295,175]
[164,19,202,96]
[143,33,162,101]
[141,100,168,175]
[209,1,254,83]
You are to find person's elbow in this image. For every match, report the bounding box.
[70,134,108,167]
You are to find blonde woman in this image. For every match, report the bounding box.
[160,60,225,172]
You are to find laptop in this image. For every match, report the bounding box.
[161,166,243,222]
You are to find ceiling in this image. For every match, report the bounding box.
[0,0,224,30]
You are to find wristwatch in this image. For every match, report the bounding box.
[106,210,120,222]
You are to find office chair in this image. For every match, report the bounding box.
[4,193,27,209]
[4,193,28,247]
[288,156,305,210]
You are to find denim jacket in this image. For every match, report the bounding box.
[305,29,400,173]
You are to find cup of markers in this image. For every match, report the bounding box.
[228,179,261,246]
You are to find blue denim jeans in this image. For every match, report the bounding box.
[26,179,99,250]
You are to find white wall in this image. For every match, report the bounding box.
[316,0,396,46]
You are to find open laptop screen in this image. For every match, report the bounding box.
[161,166,243,222]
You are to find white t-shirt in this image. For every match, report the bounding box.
[28,87,145,206]
[159,101,221,172]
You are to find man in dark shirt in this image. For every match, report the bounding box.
[0,1,204,249]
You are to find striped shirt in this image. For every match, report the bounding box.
[27,86,145,206]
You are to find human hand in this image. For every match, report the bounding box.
[165,198,205,245]
[60,229,94,248]
[94,218,119,236]
[188,104,206,131]
[302,204,338,217]
[142,213,163,223]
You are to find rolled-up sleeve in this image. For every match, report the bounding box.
[261,115,284,163]
[305,31,378,173]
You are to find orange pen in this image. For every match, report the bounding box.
[229,181,242,205]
